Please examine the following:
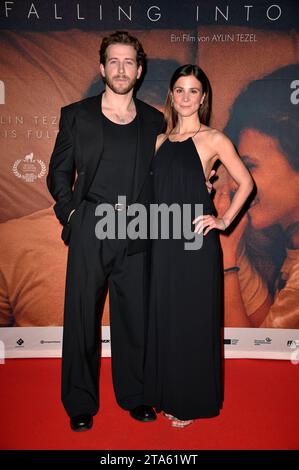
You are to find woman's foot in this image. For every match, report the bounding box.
[171,418,194,428]
[162,411,194,428]
[162,412,175,421]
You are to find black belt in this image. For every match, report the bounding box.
[85,195,130,211]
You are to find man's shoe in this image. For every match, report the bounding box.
[70,414,93,432]
[129,405,156,422]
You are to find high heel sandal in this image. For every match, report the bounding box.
[171,418,194,428]
[163,411,194,428]
[162,412,175,421]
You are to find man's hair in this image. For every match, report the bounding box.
[99,31,146,68]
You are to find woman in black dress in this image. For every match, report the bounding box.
[144,65,254,428]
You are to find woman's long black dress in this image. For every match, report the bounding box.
[144,137,223,421]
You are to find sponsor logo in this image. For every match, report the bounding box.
[287,340,299,349]
[40,340,61,344]
[254,337,272,346]
[12,152,47,183]
[224,338,239,346]
[16,338,24,346]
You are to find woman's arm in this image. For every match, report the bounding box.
[213,132,254,229]
[193,132,254,235]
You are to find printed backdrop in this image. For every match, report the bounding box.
[0,0,298,360]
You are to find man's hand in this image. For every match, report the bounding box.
[206,169,216,194]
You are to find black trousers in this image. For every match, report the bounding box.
[62,200,149,417]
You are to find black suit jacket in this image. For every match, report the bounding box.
[47,93,164,254]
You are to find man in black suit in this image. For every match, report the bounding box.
[47,31,164,431]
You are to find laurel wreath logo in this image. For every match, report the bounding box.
[36,159,47,178]
[12,159,22,178]
[12,157,47,182]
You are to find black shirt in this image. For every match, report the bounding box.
[87,113,137,204]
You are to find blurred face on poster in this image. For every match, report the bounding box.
[215,63,299,329]
[238,129,299,231]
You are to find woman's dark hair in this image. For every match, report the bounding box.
[224,64,299,171]
[164,64,212,134]
[99,31,146,69]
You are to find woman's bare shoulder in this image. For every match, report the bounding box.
[198,124,219,136]
[155,133,168,152]
[157,133,167,142]
[196,126,229,144]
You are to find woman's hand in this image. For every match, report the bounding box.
[192,214,227,236]
[193,169,227,235]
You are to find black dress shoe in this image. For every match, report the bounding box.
[129,405,157,422]
[70,414,93,432]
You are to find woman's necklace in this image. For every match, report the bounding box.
[170,123,201,138]
[192,122,201,137]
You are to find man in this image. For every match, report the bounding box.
[47,31,164,431]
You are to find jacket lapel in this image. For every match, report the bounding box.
[132,99,158,202]
[77,93,104,194]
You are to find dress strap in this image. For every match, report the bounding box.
[191,122,201,138]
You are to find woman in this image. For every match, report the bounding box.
[219,64,299,328]
[144,64,253,428]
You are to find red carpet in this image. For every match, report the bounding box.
[0,358,298,450]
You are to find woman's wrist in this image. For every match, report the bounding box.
[223,252,238,269]
[219,216,230,230]
[223,255,238,267]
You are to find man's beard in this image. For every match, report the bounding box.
[105,74,138,95]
